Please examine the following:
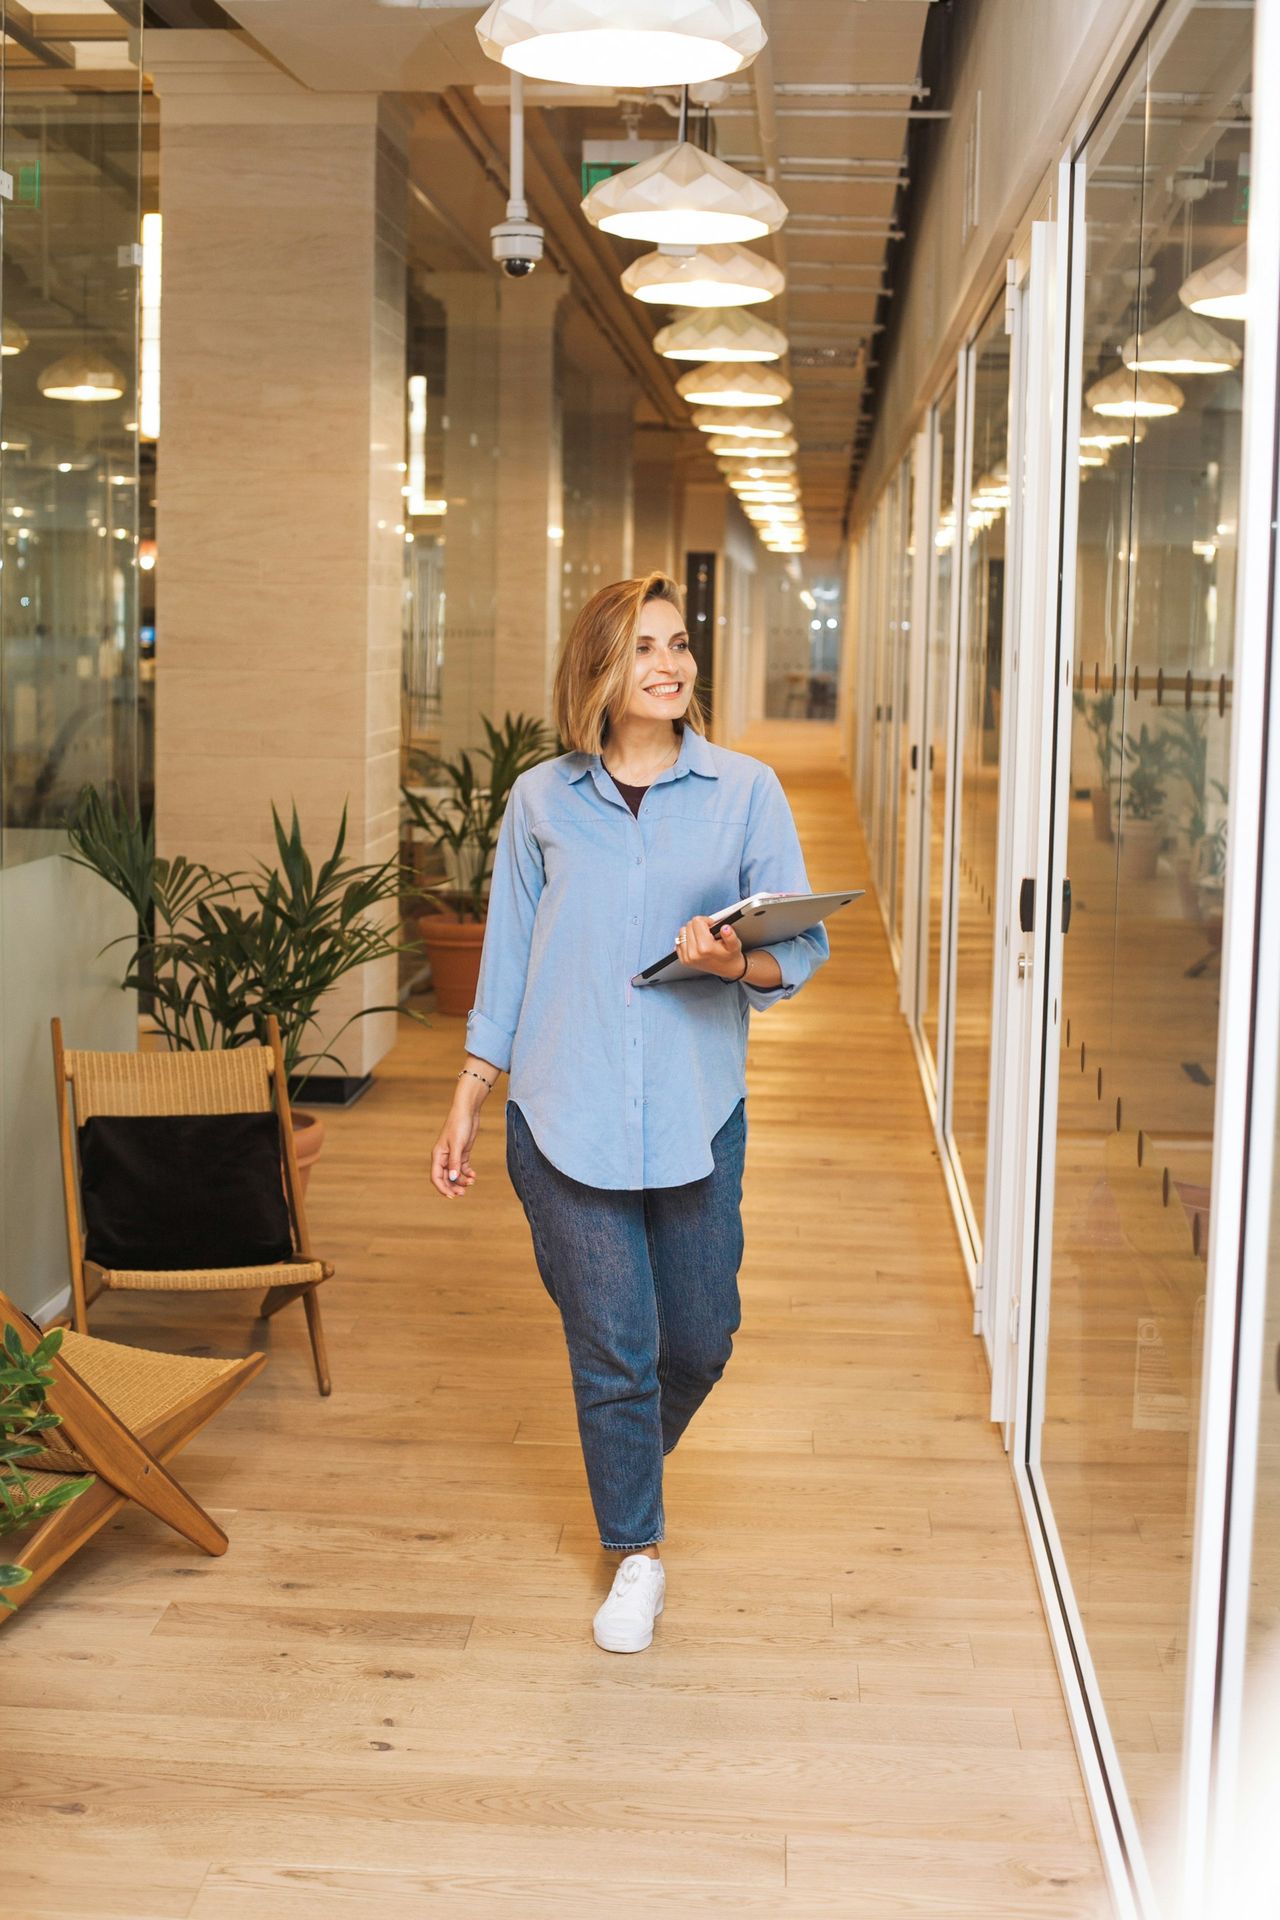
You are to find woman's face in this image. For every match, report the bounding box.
[622,596,696,724]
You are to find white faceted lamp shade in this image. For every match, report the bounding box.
[693,405,791,437]
[1121,308,1241,375]
[38,349,126,402]
[711,434,798,459]
[583,141,787,245]
[2,318,28,356]
[476,0,766,86]
[677,362,790,407]
[1086,368,1183,419]
[623,243,784,309]
[1180,243,1248,321]
[654,306,787,363]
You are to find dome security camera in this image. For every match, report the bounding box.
[491,215,544,279]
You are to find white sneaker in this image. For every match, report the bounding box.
[592,1553,666,1653]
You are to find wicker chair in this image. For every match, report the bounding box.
[0,1286,266,1625]
[52,1014,333,1396]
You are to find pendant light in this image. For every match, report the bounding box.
[1180,242,1248,321]
[678,362,790,408]
[475,0,766,87]
[1121,307,1240,375]
[623,243,784,309]
[583,141,787,246]
[38,348,126,403]
[1086,368,1183,419]
[1,318,28,356]
[1079,416,1147,450]
[710,434,798,459]
[654,306,786,364]
[693,406,791,438]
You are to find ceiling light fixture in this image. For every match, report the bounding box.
[1,319,28,356]
[1121,308,1241,375]
[653,306,787,363]
[677,362,790,408]
[1079,417,1147,449]
[623,243,783,308]
[693,406,791,437]
[583,141,787,245]
[711,434,798,458]
[1086,368,1183,419]
[38,349,126,404]
[476,0,766,87]
[1179,242,1248,320]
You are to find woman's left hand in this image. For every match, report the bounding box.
[676,915,745,980]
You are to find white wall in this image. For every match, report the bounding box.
[1,858,136,1319]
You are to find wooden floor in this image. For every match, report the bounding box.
[1,721,1107,1919]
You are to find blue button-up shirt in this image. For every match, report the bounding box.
[465,724,830,1189]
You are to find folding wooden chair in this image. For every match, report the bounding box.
[52,1014,334,1395]
[0,1287,266,1625]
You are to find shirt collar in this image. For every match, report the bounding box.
[555,724,718,786]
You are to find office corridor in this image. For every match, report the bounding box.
[1,724,1106,1918]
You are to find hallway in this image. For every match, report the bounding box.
[2,724,1105,1917]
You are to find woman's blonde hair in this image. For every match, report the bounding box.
[552,570,709,754]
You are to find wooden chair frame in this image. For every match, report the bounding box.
[0,1288,266,1625]
[52,1014,332,1394]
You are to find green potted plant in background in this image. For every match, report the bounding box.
[1165,708,1230,920]
[401,711,559,1016]
[1115,721,1170,882]
[65,790,416,1187]
[1,1324,94,1613]
[1073,687,1116,842]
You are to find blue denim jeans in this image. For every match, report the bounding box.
[505,1095,747,1552]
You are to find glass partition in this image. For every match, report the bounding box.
[947,304,1011,1238]
[1,68,144,863]
[921,386,956,1074]
[892,453,915,960]
[1039,0,1253,1861]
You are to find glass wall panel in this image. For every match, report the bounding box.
[1041,2,1253,1855]
[1,70,143,862]
[921,386,956,1071]
[893,453,916,962]
[948,305,1011,1236]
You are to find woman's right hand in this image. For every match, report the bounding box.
[430,1099,482,1200]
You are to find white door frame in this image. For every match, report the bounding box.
[900,427,933,1024]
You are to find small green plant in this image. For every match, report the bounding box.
[1165,709,1229,859]
[1,1323,94,1610]
[1073,689,1116,789]
[1117,722,1169,823]
[402,712,560,924]
[66,789,416,1084]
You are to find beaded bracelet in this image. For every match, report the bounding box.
[458,1067,495,1090]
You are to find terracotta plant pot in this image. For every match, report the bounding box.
[291,1110,326,1197]
[419,911,486,1016]
[1117,817,1160,883]
[1090,787,1114,843]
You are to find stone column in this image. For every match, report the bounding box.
[150,34,407,1083]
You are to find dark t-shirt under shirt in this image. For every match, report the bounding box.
[607,772,649,818]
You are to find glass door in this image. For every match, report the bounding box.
[1020,3,1258,1905]
[917,384,958,1088]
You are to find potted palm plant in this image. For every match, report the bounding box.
[402,712,559,1015]
[1115,722,1169,882]
[65,790,416,1185]
[2,1323,94,1614]
[1073,689,1116,842]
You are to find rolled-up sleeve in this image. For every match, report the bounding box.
[464,777,545,1072]
[737,765,830,1012]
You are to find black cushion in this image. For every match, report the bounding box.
[77,1112,294,1272]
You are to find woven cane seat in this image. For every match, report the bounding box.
[24,1330,252,1473]
[98,1259,329,1293]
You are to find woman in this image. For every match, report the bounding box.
[429,571,829,1653]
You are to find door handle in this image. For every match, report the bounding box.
[1062,878,1073,934]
